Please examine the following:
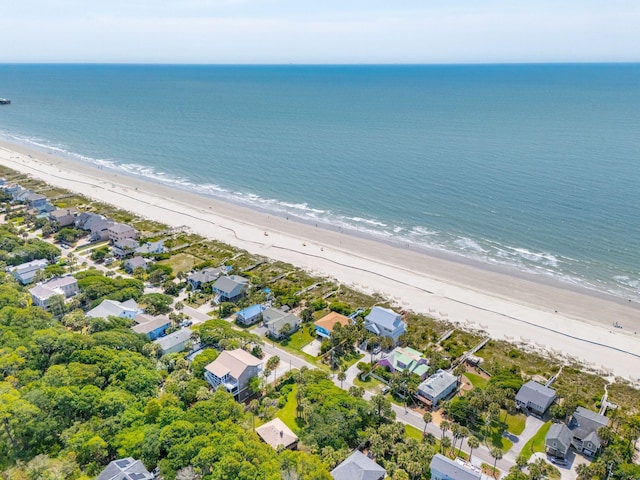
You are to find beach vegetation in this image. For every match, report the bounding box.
[53,227,85,244]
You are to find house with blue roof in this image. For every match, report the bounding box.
[236,304,266,326]
[364,306,407,343]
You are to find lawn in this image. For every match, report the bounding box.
[278,385,299,432]
[504,412,526,435]
[158,252,199,273]
[279,325,316,352]
[352,374,385,391]
[520,421,551,460]
[405,424,423,441]
[464,372,488,389]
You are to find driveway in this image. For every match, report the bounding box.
[505,415,545,460]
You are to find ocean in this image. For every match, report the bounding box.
[0,64,639,300]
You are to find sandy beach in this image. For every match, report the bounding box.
[1,139,639,380]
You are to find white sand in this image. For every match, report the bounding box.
[2,140,639,381]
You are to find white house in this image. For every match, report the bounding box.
[9,259,49,284]
[29,276,79,309]
[430,454,491,480]
[417,369,458,409]
[86,299,140,319]
[364,306,407,343]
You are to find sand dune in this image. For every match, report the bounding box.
[1,140,639,380]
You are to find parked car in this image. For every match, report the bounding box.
[381,386,390,395]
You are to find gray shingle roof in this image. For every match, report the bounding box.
[430,454,481,480]
[97,457,153,480]
[516,381,556,411]
[154,328,192,352]
[365,306,402,330]
[212,275,248,297]
[331,451,386,480]
[569,407,609,447]
[546,423,572,451]
[418,369,458,400]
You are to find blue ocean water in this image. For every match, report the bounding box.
[0,64,639,300]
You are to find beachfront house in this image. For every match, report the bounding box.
[124,256,150,273]
[136,240,167,255]
[204,348,263,401]
[212,275,249,303]
[154,328,193,355]
[417,369,458,409]
[108,223,138,244]
[24,192,52,212]
[515,381,556,416]
[377,346,430,380]
[263,307,301,339]
[314,311,350,339]
[76,213,113,241]
[430,454,486,480]
[97,457,154,480]
[236,304,266,326]
[132,314,172,340]
[113,238,140,258]
[86,299,140,319]
[9,259,49,284]
[29,276,79,309]
[49,208,78,228]
[255,418,298,451]
[187,267,222,290]
[330,450,386,480]
[364,306,407,344]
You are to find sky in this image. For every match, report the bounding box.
[2,0,639,64]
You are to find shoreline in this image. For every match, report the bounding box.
[1,138,639,380]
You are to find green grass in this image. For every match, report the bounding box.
[278,385,299,432]
[519,421,551,460]
[504,412,527,435]
[158,252,199,273]
[464,372,489,389]
[352,374,384,391]
[405,424,423,441]
[279,325,316,351]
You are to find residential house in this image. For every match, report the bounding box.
[377,346,429,380]
[430,454,489,480]
[124,256,150,273]
[187,267,221,290]
[136,240,167,255]
[97,457,154,480]
[76,213,113,241]
[263,307,301,339]
[330,450,386,480]
[108,223,138,244]
[113,238,140,258]
[49,208,78,227]
[236,304,266,326]
[545,407,609,458]
[24,193,52,212]
[9,259,48,284]
[86,299,140,319]
[314,311,350,339]
[29,276,79,309]
[417,369,458,409]
[154,328,193,355]
[204,348,263,401]
[212,275,249,303]
[545,423,573,459]
[255,418,298,450]
[515,381,556,416]
[364,306,407,343]
[132,314,172,340]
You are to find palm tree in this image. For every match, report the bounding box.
[490,447,503,477]
[467,436,480,463]
[458,427,470,456]
[575,463,591,480]
[451,423,462,455]
[441,436,452,455]
[440,420,450,442]
[337,370,347,389]
[423,412,432,435]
